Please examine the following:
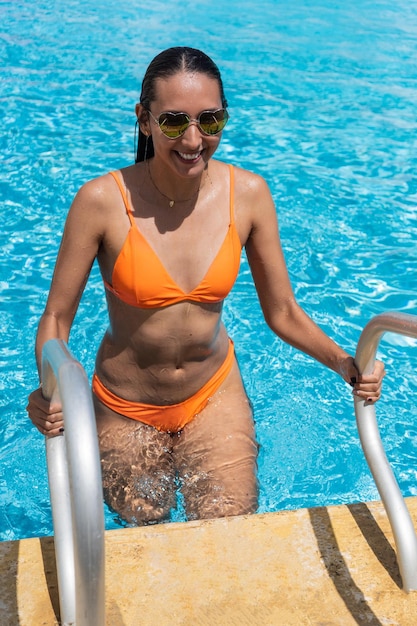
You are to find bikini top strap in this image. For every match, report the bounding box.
[110,167,234,226]
[109,171,135,226]
[228,163,235,224]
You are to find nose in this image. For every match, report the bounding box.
[181,120,202,143]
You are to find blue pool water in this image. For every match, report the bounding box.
[1,0,417,541]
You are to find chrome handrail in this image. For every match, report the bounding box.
[42,339,105,625]
[354,312,417,592]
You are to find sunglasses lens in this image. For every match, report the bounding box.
[156,109,229,138]
[159,112,189,138]
[199,109,229,135]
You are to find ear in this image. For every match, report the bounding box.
[136,103,151,136]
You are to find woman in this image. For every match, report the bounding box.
[27,47,385,525]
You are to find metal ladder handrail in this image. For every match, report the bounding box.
[354,311,417,592]
[42,339,105,625]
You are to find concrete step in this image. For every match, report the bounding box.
[1,497,416,625]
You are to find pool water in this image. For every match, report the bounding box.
[1,0,417,541]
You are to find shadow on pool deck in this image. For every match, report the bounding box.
[0,497,416,625]
[309,504,402,625]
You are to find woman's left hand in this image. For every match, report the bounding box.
[341,357,386,403]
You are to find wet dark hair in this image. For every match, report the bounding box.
[136,47,228,162]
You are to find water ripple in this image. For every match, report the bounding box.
[2,0,417,539]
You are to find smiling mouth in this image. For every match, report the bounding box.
[177,151,201,161]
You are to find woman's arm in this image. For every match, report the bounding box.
[27,177,110,434]
[242,174,385,401]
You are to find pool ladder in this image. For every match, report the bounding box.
[42,311,417,626]
[42,339,105,626]
[354,311,417,592]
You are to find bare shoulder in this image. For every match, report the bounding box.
[212,160,266,189]
[214,162,276,242]
[63,170,127,239]
[226,162,274,210]
[232,164,269,191]
[71,171,120,215]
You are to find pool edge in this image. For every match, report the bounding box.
[1,496,416,625]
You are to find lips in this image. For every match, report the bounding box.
[177,151,201,161]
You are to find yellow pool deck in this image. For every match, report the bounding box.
[1,497,416,625]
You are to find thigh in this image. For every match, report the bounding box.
[173,360,259,521]
[94,397,177,526]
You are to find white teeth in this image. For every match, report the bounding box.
[178,152,200,160]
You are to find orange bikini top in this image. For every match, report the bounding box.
[103,164,242,308]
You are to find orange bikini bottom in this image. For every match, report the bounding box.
[92,339,235,433]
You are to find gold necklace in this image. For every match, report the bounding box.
[147,161,207,208]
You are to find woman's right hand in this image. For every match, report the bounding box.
[26,387,64,437]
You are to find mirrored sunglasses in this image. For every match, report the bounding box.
[148,108,229,139]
